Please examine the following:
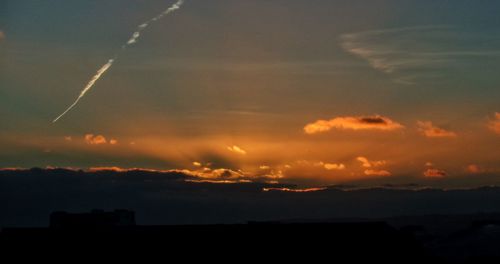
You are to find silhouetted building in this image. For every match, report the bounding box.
[50,209,135,229]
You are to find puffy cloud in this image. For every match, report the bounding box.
[295,160,346,171]
[227,145,247,155]
[84,134,118,145]
[489,112,500,135]
[324,163,346,171]
[364,169,392,177]
[356,157,386,168]
[424,168,447,178]
[304,115,404,134]
[466,164,483,174]
[85,134,107,145]
[417,121,457,138]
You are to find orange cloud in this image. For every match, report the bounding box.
[263,187,327,193]
[304,115,404,134]
[227,145,247,155]
[489,112,500,135]
[109,139,118,145]
[356,156,386,168]
[364,169,392,177]
[180,168,246,180]
[417,121,457,138]
[324,163,346,170]
[88,167,124,172]
[193,162,202,167]
[423,168,447,178]
[85,134,107,145]
[466,164,483,174]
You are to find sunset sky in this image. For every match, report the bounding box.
[1,0,499,187]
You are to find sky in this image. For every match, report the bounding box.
[1,0,499,188]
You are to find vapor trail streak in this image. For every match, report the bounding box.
[53,0,184,123]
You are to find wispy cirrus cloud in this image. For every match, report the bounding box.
[304,115,404,134]
[340,26,500,84]
[417,121,457,138]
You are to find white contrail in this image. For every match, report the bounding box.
[53,0,185,123]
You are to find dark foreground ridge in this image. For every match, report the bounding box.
[2,210,500,263]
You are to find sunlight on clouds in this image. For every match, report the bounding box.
[489,112,500,135]
[424,168,447,178]
[227,145,247,155]
[466,164,483,174]
[263,187,327,193]
[357,157,387,168]
[304,115,404,134]
[324,163,346,171]
[84,134,107,145]
[364,169,392,177]
[417,121,457,138]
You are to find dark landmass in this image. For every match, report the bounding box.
[2,210,500,263]
[2,168,500,227]
[3,168,500,262]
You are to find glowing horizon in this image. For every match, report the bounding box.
[1,0,499,188]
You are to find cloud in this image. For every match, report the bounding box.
[259,165,271,170]
[466,164,483,174]
[4,167,500,226]
[294,160,346,172]
[489,112,500,135]
[84,134,108,145]
[304,115,404,134]
[417,121,457,138]
[227,145,247,155]
[193,162,202,167]
[180,168,246,180]
[0,31,4,41]
[324,163,346,171]
[364,169,392,177]
[340,26,500,84]
[424,168,447,178]
[64,136,73,142]
[263,187,327,193]
[357,157,386,168]
[84,134,118,145]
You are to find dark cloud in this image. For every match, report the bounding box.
[3,168,500,228]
